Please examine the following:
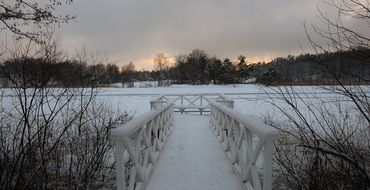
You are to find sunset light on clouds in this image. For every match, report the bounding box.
[2,0,367,70]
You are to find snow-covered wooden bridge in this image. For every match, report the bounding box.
[111,94,280,190]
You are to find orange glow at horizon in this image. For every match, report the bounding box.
[246,55,273,64]
[129,54,273,71]
[129,54,175,71]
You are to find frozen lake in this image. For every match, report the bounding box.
[1,84,368,121]
[95,84,369,119]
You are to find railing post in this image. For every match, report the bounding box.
[181,95,184,107]
[200,95,203,107]
[150,101,154,110]
[200,95,203,115]
[263,139,273,190]
[181,95,184,114]
[114,141,126,190]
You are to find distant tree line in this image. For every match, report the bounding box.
[1,47,369,87]
[0,58,135,88]
[168,49,251,85]
[0,49,253,87]
[149,48,370,86]
[252,47,370,85]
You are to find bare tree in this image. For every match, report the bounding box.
[0,38,131,190]
[265,86,369,189]
[121,61,135,87]
[0,1,133,189]
[0,0,75,42]
[267,0,370,189]
[107,63,120,83]
[153,53,170,86]
[305,0,370,124]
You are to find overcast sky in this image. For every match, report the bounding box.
[2,0,349,70]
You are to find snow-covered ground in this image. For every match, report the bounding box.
[97,84,369,119]
[1,84,367,123]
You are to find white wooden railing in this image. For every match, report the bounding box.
[150,93,234,114]
[149,95,168,110]
[207,98,280,190]
[215,94,234,109]
[112,94,279,190]
[111,99,175,190]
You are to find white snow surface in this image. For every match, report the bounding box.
[145,114,243,190]
[94,84,369,120]
[1,84,368,121]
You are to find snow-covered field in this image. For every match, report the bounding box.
[97,84,266,117]
[97,84,369,119]
[1,84,367,121]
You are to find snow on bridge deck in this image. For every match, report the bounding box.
[146,114,242,190]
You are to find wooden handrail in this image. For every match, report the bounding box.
[111,100,174,139]
[207,98,279,190]
[207,99,279,139]
[150,93,234,113]
[111,100,175,190]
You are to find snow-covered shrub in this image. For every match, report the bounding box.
[0,40,132,189]
[265,86,370,189]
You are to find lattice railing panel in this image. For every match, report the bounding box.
[111,101,174,190]
[208,99,279,190]
[150,94,233,114]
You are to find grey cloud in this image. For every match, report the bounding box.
[3,0,364,69]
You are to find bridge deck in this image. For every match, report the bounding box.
[145,114,243,190]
